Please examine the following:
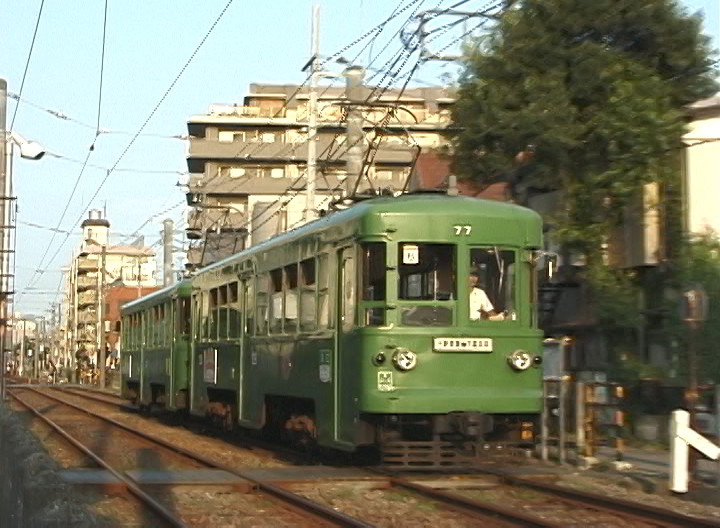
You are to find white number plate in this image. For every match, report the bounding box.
[433,337,493,352]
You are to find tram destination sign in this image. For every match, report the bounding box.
[433,337,493,352]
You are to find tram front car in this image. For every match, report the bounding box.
[344,195,544,462]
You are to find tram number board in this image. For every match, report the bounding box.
[433,337,493,352]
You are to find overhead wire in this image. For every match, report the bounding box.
[20,0,113,299]
[20,0,237,300]
[8,92,189,140]
[9,0,46,131]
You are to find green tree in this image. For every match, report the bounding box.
[450,0,717,331]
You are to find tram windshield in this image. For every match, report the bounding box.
[397,243,455,326]
[469,247,516,322]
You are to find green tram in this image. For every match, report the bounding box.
[121,193,544,461]
[120,280,192,409]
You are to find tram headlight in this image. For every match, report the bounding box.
[508,350,532,371]
[392,348,417,371]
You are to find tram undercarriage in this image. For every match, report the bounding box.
[371,412,538,469]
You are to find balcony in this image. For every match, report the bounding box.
[208,104,286,119]
[77,290,97,306]
[77,257,99,272]
[77,310,98,324]
[76,276,96,290]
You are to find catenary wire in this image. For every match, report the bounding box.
[9,0,46,132]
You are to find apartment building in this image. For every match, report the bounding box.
[64,210,158,368]
[184,82,454,269]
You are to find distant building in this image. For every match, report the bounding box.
[683,93,720,235]
[63,210,158,367]
[184,82,455,269]
[104,284,160,363]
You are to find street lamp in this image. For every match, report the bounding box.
[0,78,46,401]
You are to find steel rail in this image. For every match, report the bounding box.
[21,386,372,528]
[482,467,720,528]
[9,389,189,528]
[388,477,558,527]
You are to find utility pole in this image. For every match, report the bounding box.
[344,66,364,197]
[137,256,142,298]
[163,219,174,287]
[304,5,320,222]
[98,245,107,388]
[0,78,7,400]
[71,260,78,381]
[19,318,25,376]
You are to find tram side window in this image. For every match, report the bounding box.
[176,298,191,336]
[228,281,242,338]
[130,315,135,348]
[217,285,228,339]
[200,291,210,340]
[144,310,151,346]
[361,243,386,326]
[256,274,269,335]
[245,280,255,335]
[341,250,356,332]
[284,263,298,333]
[318,253,332,329]
[300,258,316,331]
[154,305,162,346]
[192,293,201,340]
[269,269,283,333]
[209,288,219,340]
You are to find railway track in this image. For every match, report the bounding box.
[15,384,720,527]
[9,386,371,527]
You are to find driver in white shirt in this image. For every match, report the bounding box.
[469,271,504,321]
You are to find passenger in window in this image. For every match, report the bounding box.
[469,270,504,321]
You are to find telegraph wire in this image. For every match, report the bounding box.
[8,93,189,140]
[9,0,46,131]
[22,0,113,297]
[46,151,188,175]
[96,0,109,136]
[20,0,237,300]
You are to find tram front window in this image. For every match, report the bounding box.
[398,243,454,326]
[469,248,516,322]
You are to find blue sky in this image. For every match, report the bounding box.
[1,0,718,316]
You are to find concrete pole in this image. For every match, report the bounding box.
[98,245,107,388]
[137,256,142,298]
[344,66,364,197]
[0,78,7,400]
[559,377,567,465]
[575,381,586,458]
[72,258,78,382]
[19,319,24,376]
[163,219,173,287]
[304,5,319,222]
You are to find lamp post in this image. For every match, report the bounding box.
[0,78,46,401]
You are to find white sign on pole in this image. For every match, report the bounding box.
[670,409,720,493]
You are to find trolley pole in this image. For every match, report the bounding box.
[344,65,364,197]
[304,5,319,222]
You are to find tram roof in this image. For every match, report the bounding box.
[196,193,542,277]
[121,279,193,313]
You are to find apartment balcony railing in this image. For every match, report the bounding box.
[76,276,97,290]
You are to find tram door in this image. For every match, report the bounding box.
[335,246,355,444]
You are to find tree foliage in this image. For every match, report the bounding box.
[451,0,717,257]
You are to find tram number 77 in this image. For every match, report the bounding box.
[453,225,472,236]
